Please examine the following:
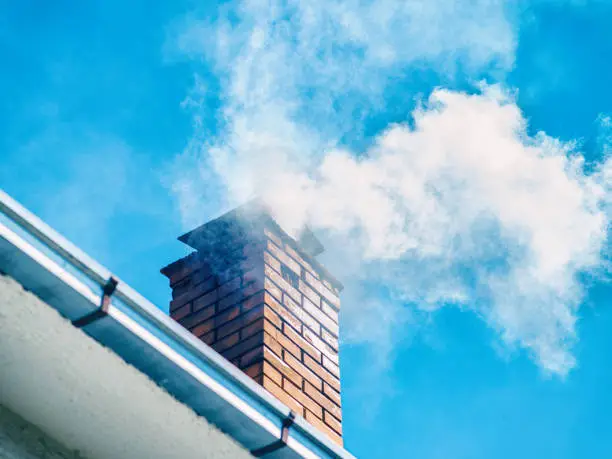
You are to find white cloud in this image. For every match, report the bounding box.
[258,88,610,375]
[169,0,612,376]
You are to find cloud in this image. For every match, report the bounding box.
[260,87,610,375]
[168,0,517,151]
[168,0,612,376]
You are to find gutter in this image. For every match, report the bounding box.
[0,189,355,459]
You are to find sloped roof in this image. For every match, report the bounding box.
[0,189,355,459]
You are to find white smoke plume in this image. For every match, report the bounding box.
[168,0,611,376]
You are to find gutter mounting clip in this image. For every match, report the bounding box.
[72,276,118,328]
[251,410,296,457]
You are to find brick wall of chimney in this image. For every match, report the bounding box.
[162,220,343,445]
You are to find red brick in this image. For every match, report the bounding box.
[166,257,193,286]
[193,288,218,312]
[304,410,343,446]
[282,262,302,286]
[299,279,321,307]
[217,288,243,311]
[244,361,263,379]
[321,329,339,351]
[218,276,241,298]
[264,251,282,273]
[191,266,215,285]
[171,303,191,321]
[320,300,339,323]
[200,330,215,345]
[265,264,301,304]
[264,278,283,302]
[324,411,342,435]
[264,228,284,249]
[265,323,300,359]
[263,307,282,330]
[326,352,339,367]
[171,276,217,311]
[283,324,321,362]
[222,331,264,361]
[304,271,340,309]
[283,378,323,418]
[263,347,303,388]
[283,294,320,335]
[168,270,192,289]
[196,274,218,293]
[303,354,340,393]
[165,253,203,285]
[262,376,303,415]
[241,317,264,340]
[304,381,342,421]
[267,241,302,275]
[265,292,302,333]
[284,352,322,391]
[302,297,338,336]
[321,278,339,295]
[214,304,241,327]
[263,332,283,358]
[323,383,341,407]
[324,289,340,309]
[302,327,337,364]
[168,295,190,312]
[242,291,265,312]
[284,244,317,278]
[322,355,340,378]
[191,319,215,338]
[216,305,264,339]
[171,277,192,299]
[214,331,241,353]
[262,361,282,387]
[239,347,264,368]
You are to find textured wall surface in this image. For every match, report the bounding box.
[0,404,83,459]
[258,227,343,446]
[0,274,253,459]
[164,217,344,445]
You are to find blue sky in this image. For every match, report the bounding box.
[2,1,612,458]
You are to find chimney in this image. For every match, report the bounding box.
[161,202,344,445]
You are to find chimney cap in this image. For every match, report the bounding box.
[175,199,343,291]
[179,199,325,256]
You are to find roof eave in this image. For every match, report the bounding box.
[0,189,355,459]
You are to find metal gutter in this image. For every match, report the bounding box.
[0,189,355,459]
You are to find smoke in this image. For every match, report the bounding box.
[168,0,611,376]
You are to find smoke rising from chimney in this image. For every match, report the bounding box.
[167,0,612,376]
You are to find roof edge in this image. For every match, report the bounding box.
[0,188,354,459]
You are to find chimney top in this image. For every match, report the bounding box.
[176,200,341,291]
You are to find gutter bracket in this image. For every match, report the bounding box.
[72,277,118,328]
[251,411,296,457]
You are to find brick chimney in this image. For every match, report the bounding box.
[161,202,344,445]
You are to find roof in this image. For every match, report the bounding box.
[0,188,355,459]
